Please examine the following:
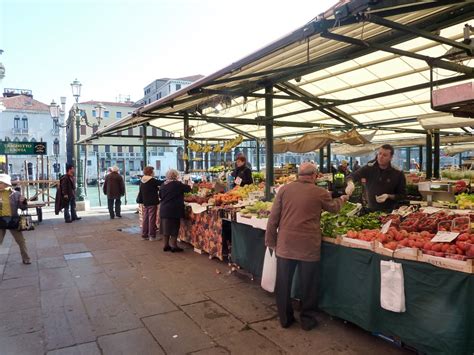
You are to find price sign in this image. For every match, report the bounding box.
[422,207,441,215]
[380,219,392,234]
[235,177,242,186]
[431,231,459,243]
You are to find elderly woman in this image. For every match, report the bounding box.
[231,155,253,187]
[159,169,191,252]
[0,174,30,264]
[136,166,160,241]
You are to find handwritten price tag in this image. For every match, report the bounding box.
[431,231,459,243]
[380,219,392,234]
[234,177,242,186]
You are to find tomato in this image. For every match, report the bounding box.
[432,244,442,252]
[423,242,433,250]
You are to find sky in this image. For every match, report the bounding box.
[0,0,336,109]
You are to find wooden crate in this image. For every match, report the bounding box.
[421,254,473,274]
[340,236,374,251]
[374,242,420,261]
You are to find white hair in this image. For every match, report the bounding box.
[166,169,180,181]
[298,162,317,176]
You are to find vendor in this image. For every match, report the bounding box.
[337,160,351,176]
[231,155,253,187]
[345,144,406,212]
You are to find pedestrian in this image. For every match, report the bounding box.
[265,162,348,330]
[231,155,253,187]
[136,166,160,241]
[345,144,406,212]
[0,174,31,264]
[103,166,125,219]
[159,169,191,252]
[59,164,81,223]
[352,160,361,171]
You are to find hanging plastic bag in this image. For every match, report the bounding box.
[380,260,406,313]
[261,247,277,293]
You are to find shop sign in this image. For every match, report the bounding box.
[0,142,47,155]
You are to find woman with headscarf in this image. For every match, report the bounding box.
[159,169,191,252]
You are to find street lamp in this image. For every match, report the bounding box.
[49,79,105,202]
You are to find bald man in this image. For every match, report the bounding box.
[266,162,348,330]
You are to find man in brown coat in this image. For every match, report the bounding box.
[103,166,125,219]
[59,164,81,223]
[265,162,348,330]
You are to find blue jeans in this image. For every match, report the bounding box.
[64,196,78,222]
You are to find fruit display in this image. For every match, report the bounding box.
[240,201,273,219]
[188,135,243,153]
[252,172,265,183]
[184,194,210,204]
[455,193,474,209]
[208,166,225,173]
[275,175,297,185]
[454,180,468,194]
[210,184,261,206]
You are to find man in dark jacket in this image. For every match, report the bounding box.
[59,164,81,223]
[103,166,125,219]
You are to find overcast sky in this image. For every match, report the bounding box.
[1,0,336,108]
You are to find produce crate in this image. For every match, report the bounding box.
[322,236,341,245]
[421,253,474,274]
[374,242,420,261]
[235,213,268,230]
[340,236,374,251]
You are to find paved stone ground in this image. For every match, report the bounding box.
[0,206,413,355]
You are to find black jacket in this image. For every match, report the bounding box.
[136,176,160,206]
[231,165,253,187]
[159,181,191,219]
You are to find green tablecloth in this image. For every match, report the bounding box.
[231,221,474,355]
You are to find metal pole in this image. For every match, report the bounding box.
[418,145,423,172]
[75,109,84,201]
[406,147,411,171]
[83,145,88,197]
[326,144,332,174]
[24,160,29,200]
[319,148,324,173]
[123,159,128,205]
[459,153,462,167]
[46,156,50,205]
[426,133,432,179]
[265,85,274,201]
[256,140,261,172]
[142,124,148,167]
[96,152,101,207]
[36,156,39,198]
[5,155,8,174]
[433,131,440,179]
[184,113,190,174]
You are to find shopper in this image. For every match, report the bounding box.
[345,144,406,212]
[159,169,191,252]
[103,166,125,219]
[0,174,31,264]
[231,155,253,187]
[352,160,361,171]
[59,164,81,223]
[265,162,348,330]
[136,166,160,241]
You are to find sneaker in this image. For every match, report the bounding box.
[72,217,82,221]
[149,237,157,242]
[163,245,172,252]
[171,246,184,253]
[65,220,73,223]
[116,215,122,218]
[142,236,149,241]
[22,259,31,265]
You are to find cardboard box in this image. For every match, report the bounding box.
[421,254,473,274]
[340,236,374,251]
[374,242,420,261]
[322,236,341,245]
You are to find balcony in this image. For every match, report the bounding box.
[11,127,29,135]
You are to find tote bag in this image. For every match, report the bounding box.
[261,247,277,293]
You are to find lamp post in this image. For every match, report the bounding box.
[49,79,104,203]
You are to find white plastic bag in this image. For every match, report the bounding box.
[380,260,406,313]
[261,247,277,293]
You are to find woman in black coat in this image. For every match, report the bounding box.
[231,155,253,187]
[159,169,191,252]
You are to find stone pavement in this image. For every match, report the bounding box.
[0,206,412,355]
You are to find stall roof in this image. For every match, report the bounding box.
[83,0,474,145]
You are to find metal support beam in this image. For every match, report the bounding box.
[406,147,411,171]
[419,145,423,172]
[426,133,433,179]
[366,14,474,56]
[265,86,274,201]
[184,113,190,174]
[433,131,441,179]
[213,122,257,140]
[319,148,325,173]
[142,124,147,167]
[320,31,474,75]
[256,140,261,172]
[326,144,332,174]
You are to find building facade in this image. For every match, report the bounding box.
[0,89,67,179]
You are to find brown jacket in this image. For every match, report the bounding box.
[103,171,125,199]
[265,179,343,262]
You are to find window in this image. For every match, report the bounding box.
[53,138,59,155]
[22,116,28,129]
[53,119,59,132]
[92,110,96,117]
[14,116,20,129]
[22,137,28,142]
[129,146,134,153]
[30,138,36,142]
[13,137,19,142]
[104,111,110,118]
[87,160,92,166]
[157,92,162,99]
[152,128,157,136]
[93,145,98,153]
[117,146,122,153]
[176,84,181,90]
[4,137,10,142]
[80,145,86,153]
[116,112,122,119]
[81,125,86,135]
[128,128,133,136]
[105,145,110,153]
[129,160,134,170]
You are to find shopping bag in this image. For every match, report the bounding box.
[261,247,277,293]
[380,260,406,313]
[18,211,34,231]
